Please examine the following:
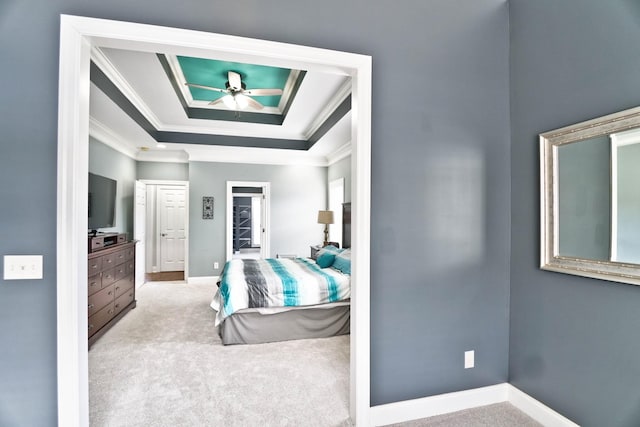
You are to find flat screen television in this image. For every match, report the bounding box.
[88,172,117,234]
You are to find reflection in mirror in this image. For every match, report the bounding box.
[540,106,640,286]
[611,128,640,264]
[557,135,610,260]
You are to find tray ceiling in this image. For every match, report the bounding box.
[89,47,352,165]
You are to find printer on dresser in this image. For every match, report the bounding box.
[87,233,136,347]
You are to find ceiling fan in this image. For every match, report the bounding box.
[185,70,283,110]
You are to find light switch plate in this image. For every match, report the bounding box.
[464,350,475,369]
[4,255,43,280]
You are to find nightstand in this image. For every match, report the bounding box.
[310,245,322,260]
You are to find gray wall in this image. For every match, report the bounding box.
[0,1,510,425]
[328,155,351,202]
[189,162,327,277]
[557,136,611,260]
[137,161,189,181]
[509,1,640,425]
[88,138,137,238]
[616,143,640,264]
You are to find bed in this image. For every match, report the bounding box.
[211,202,352,345]
[210,255,351,345]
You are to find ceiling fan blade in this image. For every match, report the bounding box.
[243,95,264,110]
[244,88,283,96]
[227,71,242,91]
[185,82,227,93]
[208,97,227,107]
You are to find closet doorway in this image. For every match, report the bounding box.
[226,181,270,261]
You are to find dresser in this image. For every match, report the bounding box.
[88,237,136,347]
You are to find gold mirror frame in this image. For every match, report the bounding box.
[540,106,640,286]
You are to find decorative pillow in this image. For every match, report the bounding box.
[318,245,342,255]
[331,249,351,275]
[316,251,336,268]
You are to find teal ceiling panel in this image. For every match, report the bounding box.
[177,56,290,108]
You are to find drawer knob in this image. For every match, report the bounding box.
[88,304,94,309]
[108,291,112,295]
[108,309,113,315]
[88,324,93,330]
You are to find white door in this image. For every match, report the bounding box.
[134,180,146,288]
[158,186,186,272]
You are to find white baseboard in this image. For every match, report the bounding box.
[187,275,218,285]
[507,384,579,427]
[370,383,509,426]
[369,383,578,427]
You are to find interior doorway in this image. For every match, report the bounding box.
[232,190,264,260]
[226,181,270,261]
[329,178,345,248]
[56,16,371,426]
[139,180,189,282]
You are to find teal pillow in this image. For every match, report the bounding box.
[318,245,342,255]
[331,249,351,274]
[316,251,336,268]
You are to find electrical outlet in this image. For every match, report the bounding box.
[464,350,475,369]
[4,255,43,280]
[214,262,219,269]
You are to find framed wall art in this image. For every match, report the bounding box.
[202,196,214,219]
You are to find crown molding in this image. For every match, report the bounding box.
[183,144,328,167]
[327,142,352,165]
[91,47,163,130]
[88,117,137,159]
[304,79,352,139]
[136,149,189,163]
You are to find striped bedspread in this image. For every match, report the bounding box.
[210,257,350,325]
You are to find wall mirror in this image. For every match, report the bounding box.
[540,106,640,285]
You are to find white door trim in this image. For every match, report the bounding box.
[141,180,189,279]
[157,185,188,272]
[56,15,371,427]
[226,181,271,260]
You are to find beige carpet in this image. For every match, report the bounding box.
[90,281,540,427]
[89,281,351,427]
[386,402,542,426]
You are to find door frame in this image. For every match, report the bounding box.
[141,180,189,276]
[56,15,371,426]
[133,180,147,288]
[226,181,270,260]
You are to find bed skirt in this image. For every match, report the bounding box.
[219,303,350,345]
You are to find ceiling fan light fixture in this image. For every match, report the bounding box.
[235,94,249,109]
[221,94,236,109]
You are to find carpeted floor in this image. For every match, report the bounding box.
[89,281,351,426]
[90,281,541,427]
[386,402,542,426]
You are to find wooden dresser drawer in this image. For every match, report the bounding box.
[114,289,135,316]
[113,249,127,265]
[88,302,115,337]
[88,274,102,296]
[101,267,117,287]
[114,263,127,282]
[114,276,134,298]
[88,283,115,316]
[88,257,102,275]
[125,260,135,275]
[101,252,118,269]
